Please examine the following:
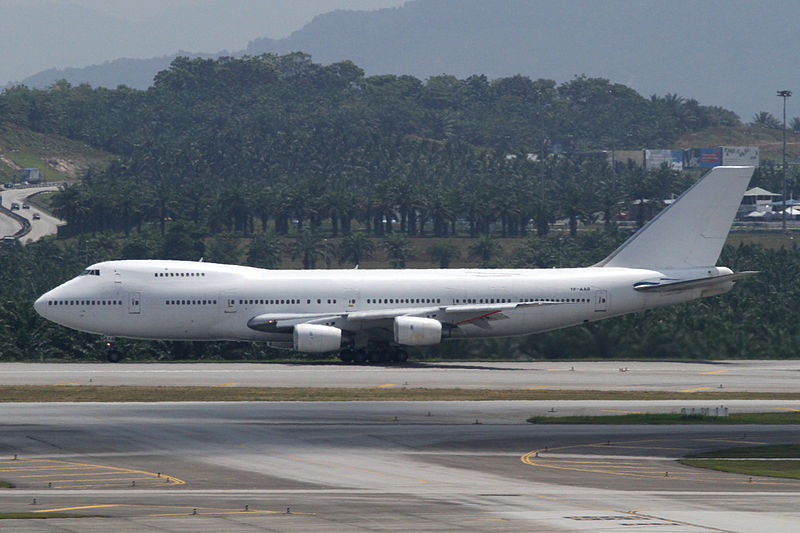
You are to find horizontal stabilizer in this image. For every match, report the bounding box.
[633,271,758,293]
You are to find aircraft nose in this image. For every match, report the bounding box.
[34,292,52,319]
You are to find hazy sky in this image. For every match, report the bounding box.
[0,0,407,86]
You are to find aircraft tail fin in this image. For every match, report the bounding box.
[595,166,754,269]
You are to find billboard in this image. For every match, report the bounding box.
[684,147,722,168]
[644,149,683,171]
[721,146,759,167]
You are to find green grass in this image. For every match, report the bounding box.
[680,444,800,479]
[0,122,113,182]
[679,459,800,479]
[0,481,13,488]
[527,412,800,424]
[686,444,800,458]
[2,386,800,402]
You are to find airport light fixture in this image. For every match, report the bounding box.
[778,90,792,233]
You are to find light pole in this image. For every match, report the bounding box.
[778,90,792,233]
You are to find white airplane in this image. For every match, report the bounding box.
[35,166,755,363]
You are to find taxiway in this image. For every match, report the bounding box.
[0,363,798,532]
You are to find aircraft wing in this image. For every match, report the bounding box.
[247,300,569,333]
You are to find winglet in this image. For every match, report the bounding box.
[595,166,754,269]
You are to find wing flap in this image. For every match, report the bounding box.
[247,313,342,332]
[247,300,572,333]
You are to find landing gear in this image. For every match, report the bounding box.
[391,348,409,363]
[105,339,122,363]
[352,349,367,364]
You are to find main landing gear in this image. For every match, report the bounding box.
[338,347,409,365]
[105,338,122,363]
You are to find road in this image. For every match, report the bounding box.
[0,185,63,242]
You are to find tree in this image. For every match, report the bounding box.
[752,111,781,129]
[289,229,328,269]
[383,234,414,268]
[427,242,460,268]
[468,235,503,267]
[247,232,283,269]
[207,234,242,264]
[338,233,376,266]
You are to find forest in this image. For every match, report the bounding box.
[0,53,796,361]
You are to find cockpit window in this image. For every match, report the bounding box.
[79,269,101,276]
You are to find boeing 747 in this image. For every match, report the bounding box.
[35,166,755,363]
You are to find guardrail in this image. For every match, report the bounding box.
[0,205,31,239]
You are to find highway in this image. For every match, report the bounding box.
[0,185,63,243]
[0,361,798,532]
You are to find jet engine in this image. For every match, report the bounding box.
[293,324,342,353]
[393,316,442,346]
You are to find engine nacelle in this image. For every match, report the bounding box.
[393,316,442,346]
[293,324,342,353]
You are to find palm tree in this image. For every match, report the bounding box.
[338,233,376,266]
[468,235,502,267]
[383,233,414,268]
[427,242,460,268]
[289,229,327,269]
[247,232,283,269]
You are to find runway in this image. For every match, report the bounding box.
[0,363,799,532]
[3,359,800,392]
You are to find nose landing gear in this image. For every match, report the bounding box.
[104,338,122,363]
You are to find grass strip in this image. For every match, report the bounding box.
[2,386,800,402]
[678,459,800,479]
[0,481,12,488]
[679,445,800,479]
[685,444,800,458]
[527,412,800,424]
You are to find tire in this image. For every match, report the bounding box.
[352,349,367,364]
[107,349,122,363]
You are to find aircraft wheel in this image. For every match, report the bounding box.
[396,349,409,363]
[367,350,384,364]
[339,349,355,363]
[107,348,122,363]
[352,349,367,364]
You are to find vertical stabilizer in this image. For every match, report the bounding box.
[596,166,754,269]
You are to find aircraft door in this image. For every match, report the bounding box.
[594,290,608,312]
[220,291,237,313]
[128,292,141,314]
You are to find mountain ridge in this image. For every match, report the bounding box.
[10,0,800,120]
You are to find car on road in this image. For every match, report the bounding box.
[22,203,30,209]
[32,212,40,220]
[10,202,19,210]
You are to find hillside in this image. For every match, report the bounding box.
[13,0,800,122]
[0,122,114,183]
[672,126,800,163]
